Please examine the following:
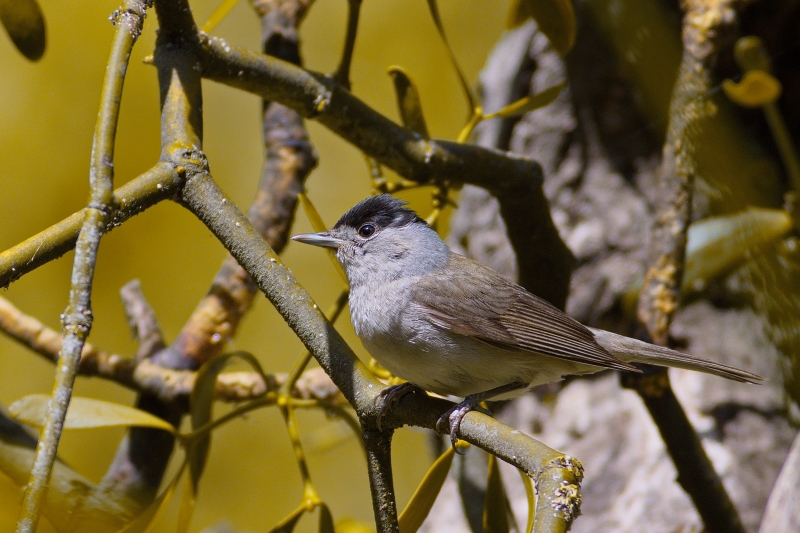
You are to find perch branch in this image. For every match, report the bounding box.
[362,426,399,533]
[15,3,151,531]
[632,2,747,533]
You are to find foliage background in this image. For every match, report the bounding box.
[0,0,511,530]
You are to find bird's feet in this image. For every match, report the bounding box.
[375,382,425,431]
[436,398,493,453]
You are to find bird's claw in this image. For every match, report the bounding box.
[375,383,424,431]
[436,400,492,454]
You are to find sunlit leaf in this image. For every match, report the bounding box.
[684,208,793,293]
[9,395,176,432]
[398,447,455,533]
[319,503,335,533]
[517,469,536,533]
[0,0,45,61]
[298,192,348,284]
[425,0,475,114]
[201,0,239,33]
[117,460,187,533]
[189,351,268,492]
[483,454,510,533]
[269,505,305,533]
[723,70,782,108]
[507,0,575,55]
[387,66,430,137]
[485,82,566,119]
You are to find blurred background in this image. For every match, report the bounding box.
[0,0,512,530]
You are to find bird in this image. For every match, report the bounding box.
[291,194,764,446]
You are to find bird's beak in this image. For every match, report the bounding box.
[291,231,344,249]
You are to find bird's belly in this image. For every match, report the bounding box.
[360,326,575,399]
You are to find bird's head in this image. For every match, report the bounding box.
[292,194,450,287]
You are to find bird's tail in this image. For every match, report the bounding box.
[589,328,765,384]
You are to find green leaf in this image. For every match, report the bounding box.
[722,71,782,108]
[398,447,455,533]
[176,473,196,533]
[507,0,575,55]
[0,0,46,61]
[684,208,793,293]
[425,0,475,114]
[269,505,306,533]
[8,395,176,432]
[387,66,430,137]
[517,469,536,533]
[483,454,510,533]
[485,82,566,119]
[319,503,335,533]
[189,351,268,493]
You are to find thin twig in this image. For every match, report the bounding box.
[332,0,362,90]
[15,3,151,531]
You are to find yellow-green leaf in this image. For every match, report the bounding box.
[398,447,455,533]
[319,503,335,533]
[483,454,510,533]
[201,0,239,33]
[298,192,347,284]
[684,208,793,293]
[387,66,430,137]
[269,505,305,533]
[0,0,46,61]
[517,469,536,533]
[507,0,575,55]
[176,472,196,533]
[722,70,782,108]
[485,82,566,120]
[9,395,176,432]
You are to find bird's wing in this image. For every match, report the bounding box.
[411,254,638,372]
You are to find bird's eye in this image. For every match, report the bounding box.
[358,224,375,238]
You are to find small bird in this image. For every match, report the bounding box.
[292,195,763,445]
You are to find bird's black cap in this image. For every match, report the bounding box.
[333,194,426,230]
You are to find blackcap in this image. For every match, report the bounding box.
[292,195,763,445]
